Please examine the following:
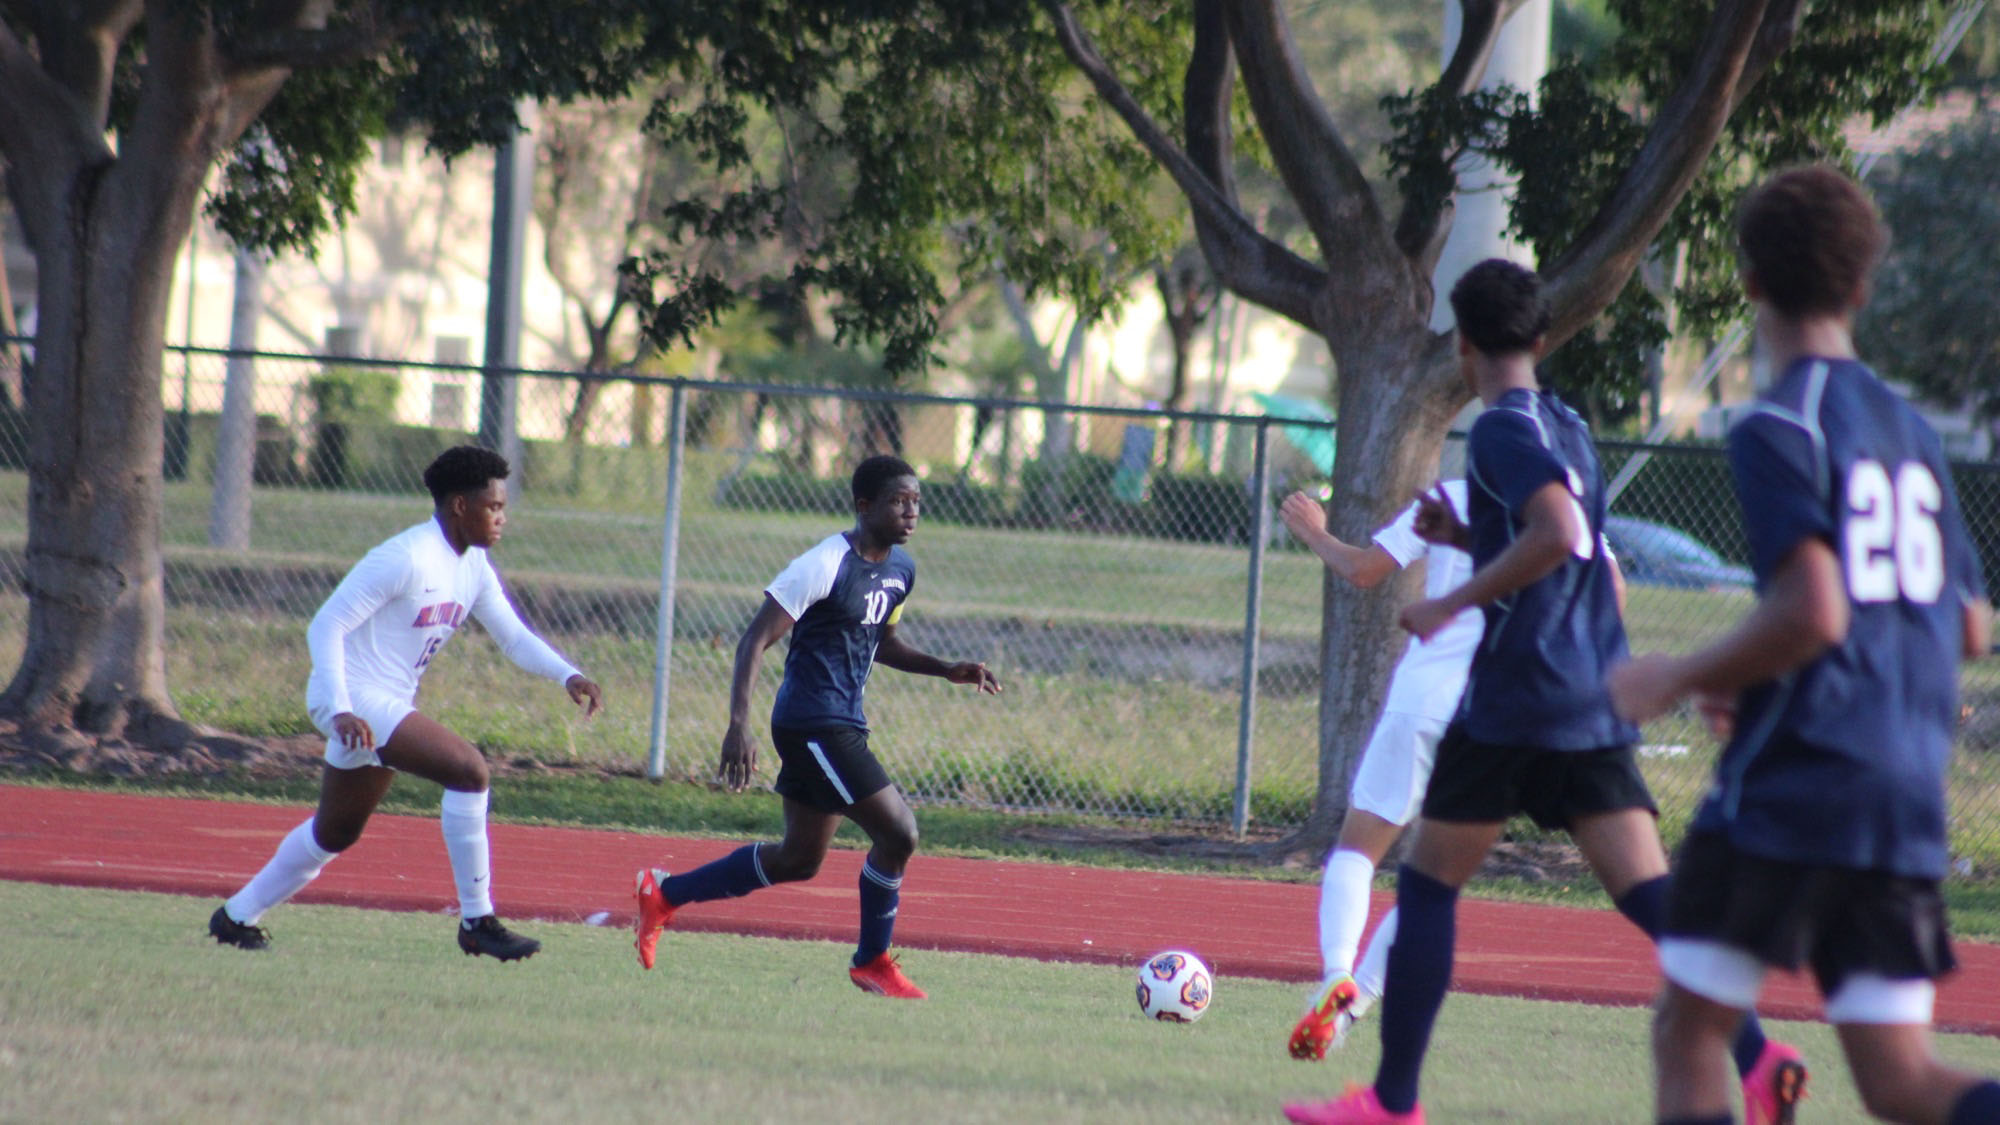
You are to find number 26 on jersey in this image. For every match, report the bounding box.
[1845,460,1944,604]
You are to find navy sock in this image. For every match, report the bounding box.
[1618,876,1770,1077]
[1614,875,1668,938]
[660,843,770,905]
[1374,865,1458,1115]
[854,860,903,968]
[1950,1079,2000,1125]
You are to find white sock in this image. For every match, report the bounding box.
[440,788,493,922]
[1351,905,1398,1015]
[225,818,336,925]
[1318,848,1377,975]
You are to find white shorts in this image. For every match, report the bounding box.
[1659,938,1938,1024]
[1349,711,1448,826]
[307,688,417,770]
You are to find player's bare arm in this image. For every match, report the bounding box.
[1609,536,1848,724]
[1278,490,1398,589]
[1399,481,1577,641]
[718,595,797,790]
[874,624,1002,694]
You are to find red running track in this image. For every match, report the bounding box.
[5,783,1999,1035]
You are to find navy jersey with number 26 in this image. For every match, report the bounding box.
[1706,358,1985,879]
[765,532,916,731]
[1460,387,1637,751]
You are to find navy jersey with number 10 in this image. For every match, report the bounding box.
[764,532,917,732]
[1707,357,1985,879]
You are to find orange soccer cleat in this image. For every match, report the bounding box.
[1290,971,1362,1060]
[633,867,677,970]
[849,952,927,999]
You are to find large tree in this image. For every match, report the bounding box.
[0,3,667,746]
[0,1,1183,749]
[1038,0,1951,854]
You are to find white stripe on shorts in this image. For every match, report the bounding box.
[807,739,855,805]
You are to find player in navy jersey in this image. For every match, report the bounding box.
[1284,261,1797,1125]
[1611,167,2000,1125]
[633,454,1001,997]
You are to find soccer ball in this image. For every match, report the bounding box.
[1135,949,1213,1022]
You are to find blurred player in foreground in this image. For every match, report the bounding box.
[1283,260,1799,1125]
[1612,165,2000,1125]
[633,455,1000,998]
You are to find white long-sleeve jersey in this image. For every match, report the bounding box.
[305,518,581,715]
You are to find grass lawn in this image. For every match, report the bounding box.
[7,882,2000,1123]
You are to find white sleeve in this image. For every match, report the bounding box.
[764,539,843,621]
[470,556,582,685]
[1370,500,1428,569]
[307,544,413,715]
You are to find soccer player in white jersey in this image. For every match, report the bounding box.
[1276,480,1481,1060]
[208,446,603,960]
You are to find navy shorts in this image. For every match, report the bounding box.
[770,725,892,812]
[1665,829,1956,994]
[1420,721,1657,829]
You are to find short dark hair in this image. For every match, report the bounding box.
[423,445,510,505]
[1449,259,1550,356]
[852,454,917,502]
[1736,165,1887,318]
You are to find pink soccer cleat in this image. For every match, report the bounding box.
[1282,1084,1425,1124]
[1743,1039,1808,1125]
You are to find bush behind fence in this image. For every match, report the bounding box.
[3,344,2000,875]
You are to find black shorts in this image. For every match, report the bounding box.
[770,725,892,812]
[1420,721,1657,829]
[1665,830,1956,995]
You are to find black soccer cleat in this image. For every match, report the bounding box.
[457,914,541,961]
[209,905,271,950]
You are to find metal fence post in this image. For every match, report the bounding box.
[1232,418,1272,837]
[646,381,689,780]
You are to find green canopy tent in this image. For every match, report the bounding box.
[1249,392,1336,474]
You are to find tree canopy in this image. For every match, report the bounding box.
[1857,104,2000,420]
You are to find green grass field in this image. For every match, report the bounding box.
[5,882,1999,1122]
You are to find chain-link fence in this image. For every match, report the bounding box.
[2,341,1999,872]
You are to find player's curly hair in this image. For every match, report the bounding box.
[852,454,917,502]
[423,445,511,505]
[1449,259,1550,356]
[1736,165,1887,319]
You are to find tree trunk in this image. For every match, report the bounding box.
[3,173,192,743]
[1274,328,1465,862]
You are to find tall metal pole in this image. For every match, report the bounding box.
[647,382,690,780]
[1232,419,1272,836]
[480,109,533,475]
[208,250,264,549]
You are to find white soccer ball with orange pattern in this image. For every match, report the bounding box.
[1135,949,1213,1022]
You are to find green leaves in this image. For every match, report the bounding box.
[1380,0,1954,429]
